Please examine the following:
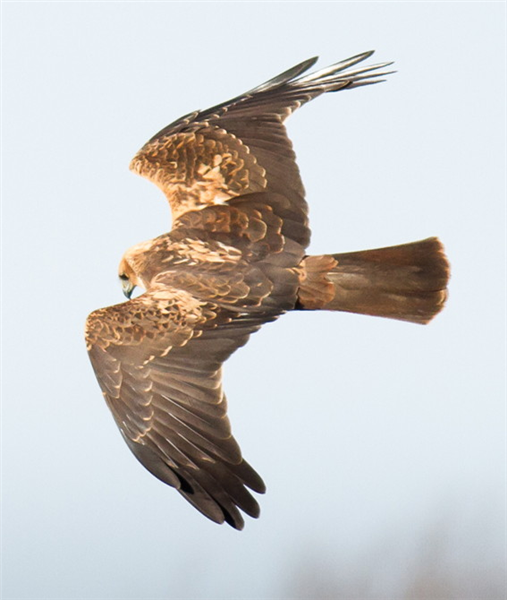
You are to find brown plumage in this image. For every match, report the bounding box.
[85,51,450,529]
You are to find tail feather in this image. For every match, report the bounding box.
[298,238,450,324]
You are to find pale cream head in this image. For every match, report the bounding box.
[118,240,154,298]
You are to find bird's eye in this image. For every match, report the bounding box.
[119,273,129,281]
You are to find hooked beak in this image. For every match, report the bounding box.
[121,279,135,299]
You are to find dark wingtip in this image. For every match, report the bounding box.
[247,56,319,94]
[357,49,375,60]
[222,507,245,530]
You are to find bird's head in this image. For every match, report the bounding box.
[118,240,153,299]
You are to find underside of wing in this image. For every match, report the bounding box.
[129,51,394,221]
[85,290,275,529]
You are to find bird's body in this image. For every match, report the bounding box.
[86,51,449,529]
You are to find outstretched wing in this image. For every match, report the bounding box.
[129,51,393,220]
[85,289,275,530]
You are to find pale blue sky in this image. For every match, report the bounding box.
[2,2,505,599]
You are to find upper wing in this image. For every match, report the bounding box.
[129,51,393,220]
[85,289,274,529]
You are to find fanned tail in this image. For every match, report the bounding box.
[298,238,450,324]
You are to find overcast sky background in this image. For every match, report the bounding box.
[2,2,505,599]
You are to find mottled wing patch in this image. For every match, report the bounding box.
[85,288,202,353]
[129,126,267,219]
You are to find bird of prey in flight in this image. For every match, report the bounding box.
[85,51,449,530]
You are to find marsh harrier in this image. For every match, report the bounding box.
[86,52,449,529]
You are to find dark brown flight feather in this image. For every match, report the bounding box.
[86,51,449,530]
